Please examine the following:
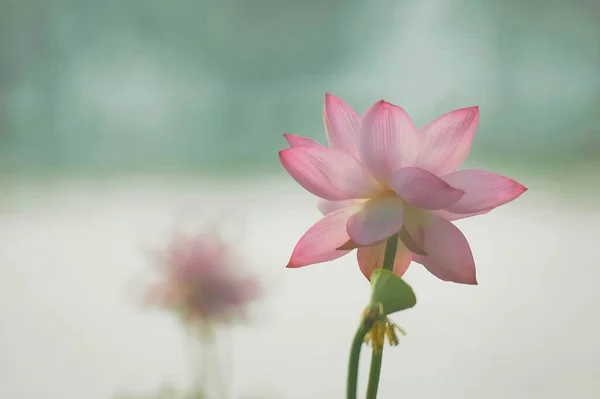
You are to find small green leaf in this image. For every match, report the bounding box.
[369,269,417,315]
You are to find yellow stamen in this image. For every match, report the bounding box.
[363,315,407,354]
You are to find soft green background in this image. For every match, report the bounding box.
[1,0,598,176]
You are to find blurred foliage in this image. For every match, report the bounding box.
[0,0,598,175]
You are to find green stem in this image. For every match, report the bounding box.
[366,351,383,398]
[382,234,398,272]
[346,315,376,399]
[347,235,399,399]
[346,327,365,399]
[365,234,398,398]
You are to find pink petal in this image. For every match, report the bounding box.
[357,238,413,280]
[417,107,479,175]
[359,100,419,183]
[390,167,465,210]
[284,133,323,148]
[398,226,427,255]
[324,93,360,156]
[337,239,359,251]
[401,209,428,253]
[287,207,358,268]
[346,196,405,246]
[317,199,363,215]
[279,147,383,201]
[434,209,490,221]
[442,169,527,215]
[413,212,477,284]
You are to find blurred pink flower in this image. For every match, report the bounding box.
[279,94,527,284]
[145,230,260,325]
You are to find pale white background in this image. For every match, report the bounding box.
[0,171,598,399]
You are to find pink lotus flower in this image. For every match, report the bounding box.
[145,230,260,325]
[279,94,527,284]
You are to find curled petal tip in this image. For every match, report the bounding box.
[377,99,392,109]
[283,133,323,148]
[460,271,478,285]
[453,105,479,113]
[324,92,344,103]
[368,99,411,119]
[514,184,528,198]
[377,99,403,108]
[336,240,359,250]
[277,149,288,164]
[513,184,528,199]
[286,252,305,268]
[442,272,478,285]
[467,106,480,117]
[520,185,529,193]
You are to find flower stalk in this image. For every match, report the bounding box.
[346,305,380,399]
[381,234,398,273]
[366,349,383,399]
[347,234,417,399]
[365,234,398,398]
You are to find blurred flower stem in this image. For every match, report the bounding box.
[187,322,229,399]
[185,326,202,395]
[346,235,398,399]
